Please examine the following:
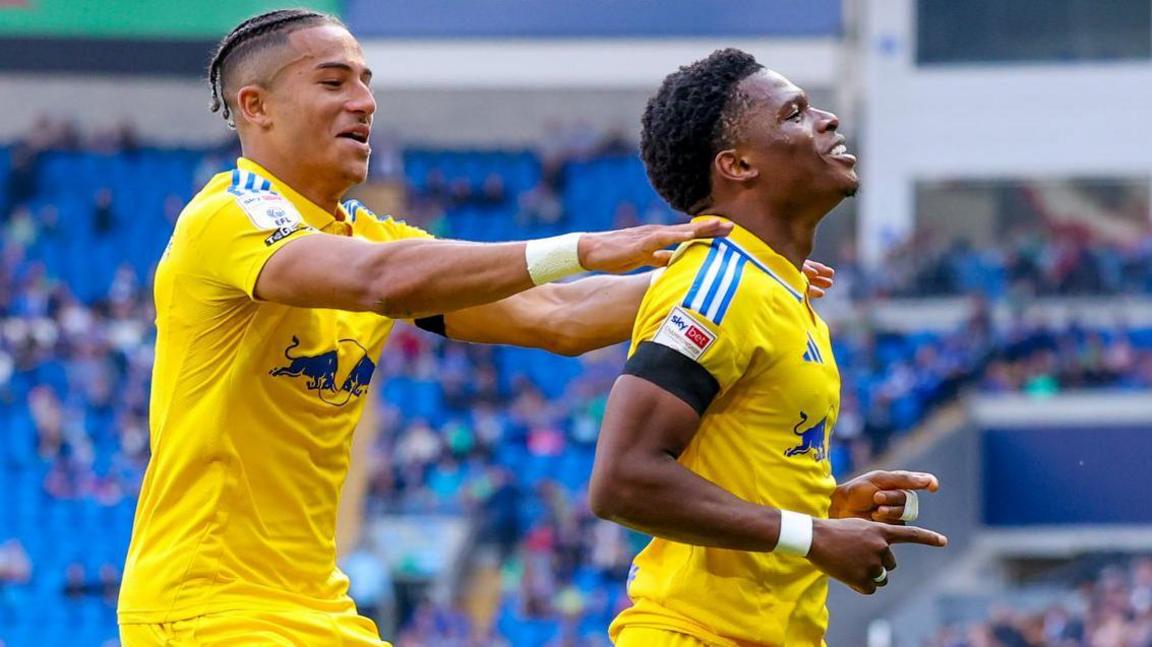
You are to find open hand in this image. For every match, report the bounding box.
[577,219,733,274]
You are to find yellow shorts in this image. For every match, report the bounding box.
[614,627,716,647]
[119,609,389,646]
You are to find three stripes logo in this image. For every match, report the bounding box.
[681,239,805,325]
[802,331,824,364]
[682,240,748,325]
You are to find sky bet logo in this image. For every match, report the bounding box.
[652,306,716,361]
[669,313,711,350]
[684,325,711,350]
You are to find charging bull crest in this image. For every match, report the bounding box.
[269,336,376,406]
[784,411,828,462]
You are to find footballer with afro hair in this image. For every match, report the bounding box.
[592,49,947,647]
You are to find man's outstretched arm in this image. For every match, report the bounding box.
[427,260,836,356]
[588,374,947,595]
[254,220,732,319]
[435,272,653,356]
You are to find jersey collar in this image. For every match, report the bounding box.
[235,157,353,236]
[692,215,809,301]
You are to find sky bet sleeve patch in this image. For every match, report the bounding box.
[652,306,717,361]
[234,192,307,246]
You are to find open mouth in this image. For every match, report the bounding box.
[825,137,855,165]
[337,128,370,144]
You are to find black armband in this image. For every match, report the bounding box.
[623,341,720,416]
[414,314,447,337]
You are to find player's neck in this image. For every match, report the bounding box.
[240,148,345,216]
[710,200,821,271]
[748,218,816,272]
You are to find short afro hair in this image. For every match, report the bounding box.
[640,48,764,215]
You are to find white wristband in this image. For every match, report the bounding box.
[525,233,586,285]
[775,510,813,557]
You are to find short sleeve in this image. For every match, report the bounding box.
[187,191,319,300]
[624,241,752,412]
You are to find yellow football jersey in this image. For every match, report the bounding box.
[609,217,840,647]
[118,158,430,626]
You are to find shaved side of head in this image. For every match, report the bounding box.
[208,9,344,127]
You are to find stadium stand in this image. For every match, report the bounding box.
[3,123,1152,645]
[925,554,1152,646]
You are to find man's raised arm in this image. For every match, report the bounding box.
[255,220,732,319]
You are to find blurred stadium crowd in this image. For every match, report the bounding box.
[2,119,1152,645]
[927,555,1152,647]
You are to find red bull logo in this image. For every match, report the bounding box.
[269,336,376,406]
[784,411,829,462]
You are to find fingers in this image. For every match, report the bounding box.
[872,490,907,507]
[881,548,897,571]
[866,470,940,494]
[884,524,948,547]
[870,505,906,524]
[803,260,834,300]
[680,218,734,240]
[872,565,889,588]
[802,260,834,280]
[650,250,674,266]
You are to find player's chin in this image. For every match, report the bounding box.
[828,167,859,198]
[341,159,371,185]
[841,172,860,197]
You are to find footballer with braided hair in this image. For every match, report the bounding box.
[115,9,747,645]
[589,49,948,646]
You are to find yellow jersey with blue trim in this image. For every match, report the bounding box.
[119,158,431,624]
[608,217,840,647]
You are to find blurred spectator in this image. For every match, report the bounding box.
[928,556,1152,647]
[341,542,396,635]
[4,145,39,218]
[92,189,116,237]
[0,540,31,586]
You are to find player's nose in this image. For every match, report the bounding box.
[347,82,376,117]
[814,108,839,133]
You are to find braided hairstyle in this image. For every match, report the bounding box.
[640,48,764,215]
[208,8,344,127]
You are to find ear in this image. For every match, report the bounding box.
[235,84,273,129]
[714,149,759,184]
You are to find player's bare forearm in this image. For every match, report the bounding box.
[258,235,534,318]
[255,219,731,317]
[442,272,651,355]
[593,449,785,551]
[363,238,536,318]
[589,375,785,551]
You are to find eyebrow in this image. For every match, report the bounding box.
[315,61,373,81]
[778,91,808,114]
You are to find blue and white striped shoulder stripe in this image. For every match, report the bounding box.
[682,239,805,323]
[227,169,273,195]
[342,199,390,224]
[682,240,749,324]
[342,199,366,223]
